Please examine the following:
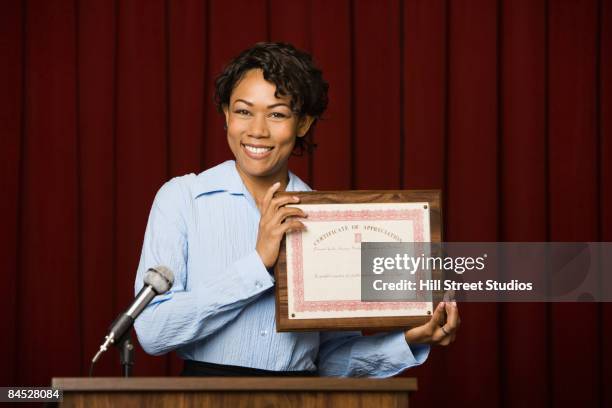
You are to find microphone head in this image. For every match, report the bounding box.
[144,266,175,294]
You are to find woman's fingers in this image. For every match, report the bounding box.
[270,195,300,212]
[255,188,305,268]
[439,336,452,346]
[425,303,448,344]
[431,301,446,327]
[442,301,460,335]
[438,330,456,346]
[261,182,281,215]
[404,302,460,346]
[427,301,459,346]
[276,220,306,237]
[278,220,306,235]
[431,327,447,343]
[262,193,300,224]
[271,207,307,226]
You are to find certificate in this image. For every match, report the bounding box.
[274,190,443,332]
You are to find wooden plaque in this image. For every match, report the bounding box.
[274,190,443,332]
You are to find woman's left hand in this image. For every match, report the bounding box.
[403,301,460,346]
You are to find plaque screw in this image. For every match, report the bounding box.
[423,205,428,209]
[291,313,295,318]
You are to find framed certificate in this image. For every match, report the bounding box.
[274,190,443,332]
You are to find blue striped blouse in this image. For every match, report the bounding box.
[133,160,429,377]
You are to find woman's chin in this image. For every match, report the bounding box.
[236,158,284,179]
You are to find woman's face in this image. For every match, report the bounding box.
[224,69,313,182]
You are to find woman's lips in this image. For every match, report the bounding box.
[242,143,273,159]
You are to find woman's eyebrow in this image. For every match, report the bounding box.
[267,103,290,109]
[234,98,253,106]
[233,99,290,109]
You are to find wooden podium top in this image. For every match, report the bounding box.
[52,377,417,392]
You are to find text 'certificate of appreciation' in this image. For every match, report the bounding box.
[285,202,433,320]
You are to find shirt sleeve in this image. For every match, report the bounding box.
[133,177,274,356]
[316,331,430,378]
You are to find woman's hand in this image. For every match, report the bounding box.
[404,301,460,346]
[256,182,307,268]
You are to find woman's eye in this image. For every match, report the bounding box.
[270,112,287,119]
[234,109,251,116]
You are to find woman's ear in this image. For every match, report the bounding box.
[297,115,315,138]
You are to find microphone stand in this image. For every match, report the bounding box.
[117,330,135,377]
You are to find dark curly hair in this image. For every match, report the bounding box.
[214,42,329,155]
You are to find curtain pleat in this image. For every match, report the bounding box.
[602,2,612,408]
[445,1,501,405]
[310,0,352,190]
[0,0,23,388]
[19,0,80,386]
[499,1,549,406]
[78,0,118,378]
[548,1,600,406]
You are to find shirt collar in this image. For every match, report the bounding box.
[192,160,311,198]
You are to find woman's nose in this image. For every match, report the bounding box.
[248,114,270,138]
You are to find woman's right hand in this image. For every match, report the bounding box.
[256,182,307,268]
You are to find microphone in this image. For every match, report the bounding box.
[91,266,175,364]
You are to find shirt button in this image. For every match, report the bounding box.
[260,330,268,337]
[255,281,263,289]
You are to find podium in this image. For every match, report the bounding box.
[51,377,417,407]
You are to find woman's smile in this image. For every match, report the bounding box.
[241,142,274,159]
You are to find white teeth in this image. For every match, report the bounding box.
[244,145,272,154]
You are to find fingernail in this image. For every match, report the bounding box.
[293,196,299,200]
[438,302,445,308]
[274,182,281,188]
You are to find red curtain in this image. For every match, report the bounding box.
[1,0,610,407]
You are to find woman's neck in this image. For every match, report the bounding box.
[234,163,289,211]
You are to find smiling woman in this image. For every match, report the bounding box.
[214,43,327,207]
[132,42,450,378]
[215,42,328,150]
[223,69,313,196]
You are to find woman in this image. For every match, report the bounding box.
[134,42,460,377]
